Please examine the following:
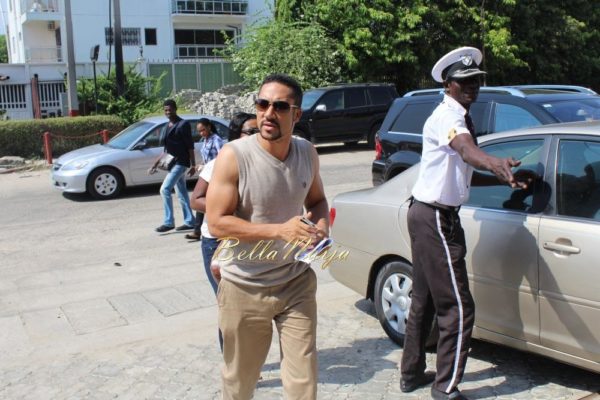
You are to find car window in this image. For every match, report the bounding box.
[107,121,155,150]
[344,88,367,108]
[368,87,394,105]
[212,121,230,141]
[302,90,325,110]
[317,91,344,111]
[390,102,437,134]
[466,139,545,212]
[493,103,543,132]
[142,124,166,148]
[539,98,600,122]
[556,139,600,220]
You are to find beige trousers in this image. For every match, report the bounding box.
[218,268,318,400]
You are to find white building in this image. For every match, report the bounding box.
[0,0,272,119]
[2,0,272,64]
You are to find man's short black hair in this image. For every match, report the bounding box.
[163,99,177,109]
[260,74,303,107]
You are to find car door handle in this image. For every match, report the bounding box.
[543,241,580,254]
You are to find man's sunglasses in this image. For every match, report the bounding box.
[240,128,259,135]
[254,98,299,113]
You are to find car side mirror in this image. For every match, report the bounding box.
[315,104,327,112]
[133,140,147,150]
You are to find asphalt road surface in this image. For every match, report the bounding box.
[1,144,598,399]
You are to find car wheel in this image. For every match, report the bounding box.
[367,123,381,149]
[86,167,124,200]
[374,260,437,347]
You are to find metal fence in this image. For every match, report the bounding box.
[147,61,241,98]
[0,61,241,119]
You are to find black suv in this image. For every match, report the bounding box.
[372,86,600,185]
[294,83,398,147]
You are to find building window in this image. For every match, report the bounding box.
[174,29,234,45]
[145,28,157,46]
[104,28,141,46]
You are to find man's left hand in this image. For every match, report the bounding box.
[188,166,196,177]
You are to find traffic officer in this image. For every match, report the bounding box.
[399,47,533,400]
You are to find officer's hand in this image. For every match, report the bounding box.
[513,169,538,189]
[148,166,157,175]
[490,157,522,188]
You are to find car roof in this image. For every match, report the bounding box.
[141,114,230,126]
[404,86,599,99]
[307,82,396,91]
[480,120,600,143]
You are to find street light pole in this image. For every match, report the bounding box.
[113,0,125,96]
[64,0,79,116]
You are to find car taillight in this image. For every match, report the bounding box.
[329,207,336,228]
[374,134,382,160]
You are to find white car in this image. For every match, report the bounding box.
[51,115,229,199]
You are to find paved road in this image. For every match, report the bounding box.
[1,144,598,399]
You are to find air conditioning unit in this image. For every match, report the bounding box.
[47,22,56,31]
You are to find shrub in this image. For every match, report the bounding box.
[0,115,125,158]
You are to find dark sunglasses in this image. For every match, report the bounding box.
[254,98,299,113]
[240,127,259,135]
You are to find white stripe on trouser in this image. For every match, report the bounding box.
[435,210,464,393]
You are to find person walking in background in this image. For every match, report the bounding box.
[189,112,257,350]
[207,74,329,400]
[185,118,225,241]
[399,47,534,400]
[149,99,196,233]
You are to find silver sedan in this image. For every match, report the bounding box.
[51,114,229,199]
[329,120,600,374]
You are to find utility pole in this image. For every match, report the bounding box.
[113,0,125,96]
[64,0,79,116]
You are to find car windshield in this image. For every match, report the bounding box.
[538,98,600,122]
[302,90,325,110]
[106,121,156,150]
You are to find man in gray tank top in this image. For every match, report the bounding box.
[206,74,329,400]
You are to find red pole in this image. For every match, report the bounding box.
[101,129,109,143]
[43,132,53,165]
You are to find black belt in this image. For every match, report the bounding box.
[413,199,461,213]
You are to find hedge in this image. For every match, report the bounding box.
[0,115,126,159]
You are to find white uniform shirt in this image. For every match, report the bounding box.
[412,95,475,207]
[199,159,216,239]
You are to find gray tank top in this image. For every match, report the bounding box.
[218,134,315,287]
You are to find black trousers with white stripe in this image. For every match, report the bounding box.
[400,200,475,394]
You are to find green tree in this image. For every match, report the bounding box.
[76,65,165,125]
[277,0,600,93]
[221,19,344,90]
[0,35,8,63]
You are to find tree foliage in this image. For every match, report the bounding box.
[221,19,343,90]
[274,0,600,93]
[76,65,165,125]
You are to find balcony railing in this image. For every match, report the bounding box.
[171,0,248,15]
[20,0,60,13]
[25,46,63,63]
[174,44,226,59]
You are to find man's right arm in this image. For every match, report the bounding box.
[450,133,526,188]
[206,146,318,244]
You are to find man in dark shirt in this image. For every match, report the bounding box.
[149,99,196,233]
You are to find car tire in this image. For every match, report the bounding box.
[373,260,437,348]
[367,123,381,149]
[86,167,124,200]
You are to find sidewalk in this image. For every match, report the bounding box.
[1,167,598,399]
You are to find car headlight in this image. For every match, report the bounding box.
[62,160,90,170]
